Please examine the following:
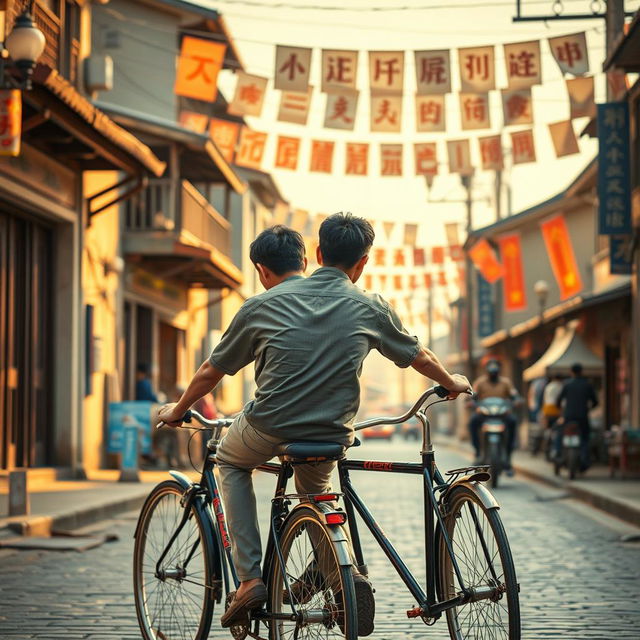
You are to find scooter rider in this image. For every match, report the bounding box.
[469,359,519,470]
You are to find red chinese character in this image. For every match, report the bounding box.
[346,143,368,176]
[279,53,306,81]
[465,54,490,81]
[275,137,300,170]
[464,96,486,122]
[374,248,386,266]
[381,148,402,176]
[186,56,216,83]
[415,145,437,175]
[328,96,353,124]
[480,137,502,167]
[508,51,536,78]
[555,42,582,70]
[374,57,401,86]
[393,249,405,266]
[239,83,262,105]
[505,94,530,121]
[512,131,535,162]
[310,141,334,173]
[326,55,354,84]
[374,99,398,125]
[419,56,446,85]
[419,100,442,125]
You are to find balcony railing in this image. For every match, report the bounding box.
[125,179,231,258]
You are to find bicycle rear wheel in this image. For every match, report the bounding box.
[268,507,357,640]
[133,480,217,640]
[438,486,520,640]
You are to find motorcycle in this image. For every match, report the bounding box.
[553,419,581,480]
[476,397,513,489]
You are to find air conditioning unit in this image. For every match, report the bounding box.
[85,54,113,93]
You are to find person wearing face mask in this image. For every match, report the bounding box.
[469,359,519,469]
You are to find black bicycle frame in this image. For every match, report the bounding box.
[337,448,469,619]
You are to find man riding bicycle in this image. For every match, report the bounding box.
[158,214,470,632]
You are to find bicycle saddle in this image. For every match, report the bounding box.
[281,441,346,461]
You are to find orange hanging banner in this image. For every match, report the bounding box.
[175,37,226,102]
[497,233,527,312]
[468,238,504,284]
[0,90,22,157]
[539,214,583,300]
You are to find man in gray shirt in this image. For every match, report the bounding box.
[158,214,470,630]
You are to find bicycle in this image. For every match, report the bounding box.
[133,385,521,640]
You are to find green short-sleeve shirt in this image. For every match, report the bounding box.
[210,267,421,443]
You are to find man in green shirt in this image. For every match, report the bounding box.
[158,214,470,630]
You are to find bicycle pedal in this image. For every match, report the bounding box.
[406,606,423,618]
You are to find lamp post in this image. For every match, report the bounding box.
[1,5,46,90]
[533,279,549,321]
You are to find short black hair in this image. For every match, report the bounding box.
[137,363,149,375]
[318,212,375,268]
[249,225,305,275]
[571,363,583,375]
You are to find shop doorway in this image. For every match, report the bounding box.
[0,211,53,470]
[158,322,185,402]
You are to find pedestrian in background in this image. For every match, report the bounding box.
[135,363,158,402]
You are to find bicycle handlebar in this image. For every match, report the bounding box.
[353,384,472,431]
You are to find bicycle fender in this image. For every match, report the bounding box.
[169,470,194,491]
[444,477,501,511]
[290,502,353,567]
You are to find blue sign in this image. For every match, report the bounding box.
[121,426,140,470]
[477,273,495,338]
[107,401,153,455]
[597,102,631,235]
[610,235,633,275]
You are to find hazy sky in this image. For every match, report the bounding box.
[203,0,639,246]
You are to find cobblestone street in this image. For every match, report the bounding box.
[1,438,639,639]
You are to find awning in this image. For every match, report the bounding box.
[603,11,640,72]
[523,321,603,382]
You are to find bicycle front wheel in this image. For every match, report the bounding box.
[268,507,357,640]
[438,486,520,640]
[133,480,217,640]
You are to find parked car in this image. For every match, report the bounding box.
[361,424,395,440]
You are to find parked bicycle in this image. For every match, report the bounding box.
[133,385,521,640]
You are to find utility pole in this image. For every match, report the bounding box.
[461,172,474,381]
[606,0,625,100]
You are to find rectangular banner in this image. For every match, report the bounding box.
[309,140,335,173]
[370,94,402,132]
[175,37,226,102]
[278,86,313,125]
[369,51,405,93]
[567,76,596,119]
[228,71,268,117]
[275,45,312,92]
[479,135,504,171]
[107,401,154,455]
[274,135,301,170]
[468,238,504,283]
[497,233,527,312]
[548,32,589,76]
[445,222,460,247]
[447,139,473,175]
[502,88,533,126]
[510,129,536,164]
[610,235,633,275]
[413,247,426,266]
[404,223,418,246]
[597,102,631,234]
[345,142,369,175]
[209,118,240,163]
[380,144,403,176]
[415,95,445,132]
[373,247,386,266]
[458,46,495,92]
[321,49,358,92]
[503,40,541,89]
[235,127,267,170]
[431,246,445,264]
[460,93,490,130]
[393,248,406,265]
[324,90,358,130]
[414,49,451,94]
[414,142,438,176]
[548,120,580,158]
[540,213,583,300]
[179,110,208,133]
[477,273,495,338]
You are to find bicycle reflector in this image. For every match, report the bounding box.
[312,493,339,502]
[325,512,347,525]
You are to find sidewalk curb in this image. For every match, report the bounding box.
[435,436,640,529]
[0,491,148,537]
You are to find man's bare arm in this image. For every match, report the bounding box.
[157,360,226,427]
[411,348,471,398]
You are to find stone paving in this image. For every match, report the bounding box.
[0,438,638,639]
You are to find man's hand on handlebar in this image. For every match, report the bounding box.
[157,402,185,429]
[445,373,473,399]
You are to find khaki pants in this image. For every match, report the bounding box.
[216,414,346,582]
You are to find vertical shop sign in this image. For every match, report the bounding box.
[477,273,495,338]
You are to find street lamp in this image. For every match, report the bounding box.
[533,279,549,320]
[1,5,46,90]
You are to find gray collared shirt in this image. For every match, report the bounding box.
[209,267,421,443]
